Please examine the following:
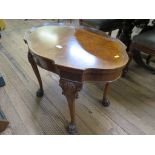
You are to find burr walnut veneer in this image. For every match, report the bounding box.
[24,24,128,134]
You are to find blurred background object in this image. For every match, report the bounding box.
[0,19,6,38]
[0,74,5,87]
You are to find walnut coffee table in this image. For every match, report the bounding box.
[24,23,128,134]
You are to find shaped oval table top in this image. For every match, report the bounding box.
[25,24,128,71]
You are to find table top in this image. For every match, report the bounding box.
[25,24,128,71]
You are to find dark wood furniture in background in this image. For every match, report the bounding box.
[24,24,128,134]
[128,28,155,72]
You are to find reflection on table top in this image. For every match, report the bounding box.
[25,25,128,70]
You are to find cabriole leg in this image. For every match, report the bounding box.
[59,78,82,134]
[102,82,110,107]
[28,52,44,97]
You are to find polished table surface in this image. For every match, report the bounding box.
[24,23,128,134]
[25,25,128,70]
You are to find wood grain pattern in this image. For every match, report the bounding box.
[25,24,128,70]
[0,20,155,135]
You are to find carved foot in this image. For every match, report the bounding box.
[36,89,44,97]
[68,123,77,135]
[102,98,110,107]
